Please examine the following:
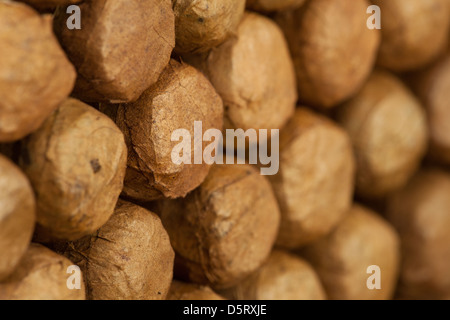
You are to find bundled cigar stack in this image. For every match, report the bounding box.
[1,0,449,300]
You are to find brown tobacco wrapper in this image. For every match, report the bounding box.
[0,155,36,281]
[17,0,81,10]
[246,0,305,12]
[101,60,223,202]
[270,108,355,249]
[0,243,86,300]
[337,70,428,199]
[19,98,127,241]
[159,164,280,290]
[0,1,76,142]
[408,54,450,165]
[185,12,297,138]
[275,0,380,108]
[387,169,450,300]
[54,0,175,103]
[220,250,326,300]
[300,204,400,300]
[173,0,245,54]
[167,281,225,300]
[372,0,449,72]
[60,200,174,300]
